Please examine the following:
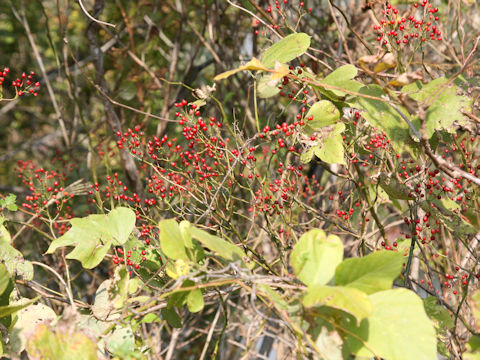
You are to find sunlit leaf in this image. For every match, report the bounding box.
[261,33,311,68]
[344,289,437,360]
[335,250,404,294]
[159,219,188,261]
[304,285,372,324]
[290,229,343,286]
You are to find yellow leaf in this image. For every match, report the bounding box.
[373,53,396,73]
[213,57,268,81]
[388,70,423,87]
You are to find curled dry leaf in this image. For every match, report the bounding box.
[388,69,424,87]
[358,53,396,73]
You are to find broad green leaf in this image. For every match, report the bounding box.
[91,279,121,321]
[0,223,34,280]
[421,197,476,236]
[334,250,404,294]
[46,208,135,268]
[257,284,288,311]
[261,33,311,68]
[65,238,111,269]
[290,229,343,286]
[321,65,363,97]
[105,326,135,356]
[9,301,57,354]
[0,218,12,243]
[106,207,136,245]
[179,220,193,248]
[257,73,281,98]
[305,100,341,129]
[309,123,346,165]
[465,336,480,360]
[161,307,182,328]
[378,173,412,200]
[313,124,346,165]
[159,219,188,261]
[300,146,315,164]
[190,226,246,262]
[402,78,471,138]
[46,214,109,269]
[472,290,480,329]
[0,263,9,296]
[303,285,372,324]
[26,324,97,360]
[140,313,162,323]
[111,266,130,309]
[315,327,343,360]
[165,259,191,279]
[423,296,454,330]
[344,289,437,360]
[0,296,40,318]
[356,85,416,155]
[186,289,204,313]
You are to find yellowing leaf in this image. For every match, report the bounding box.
[359,53,396,73]
[388,70,423,87]
[271,61,289,80]
[214,57,268,81]
[373,53,396,73]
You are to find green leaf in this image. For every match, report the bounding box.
[313,123,346,165]
[304,100,341,129]
[300,147,315,164]
[378,173,412,200]
[0,218,12,244]
[421,197,476,236]
[105,326,135,356]
[26,324,98,360]
[356,85,416,155]
[161,307,182,328]
[46,207,136,269]
[186,289,204,313]
[65,238,111,269]
[159,219,188,261]
[140,313,162,324]
[402,78,472,138]
[472,289,480,329]
[0,296,41,318]
[257,284,288,311]
[465,336,480,360]
[257,73,281,98]
[91,279,121,321]
[9,301,57,354]
[423,296,454,330]
[334,250,404,294]
[344,289,437,360]
[320,65,363,97]
[0,194,18,211]
[261,33,311,68]
[190,226,246,262]
[290,229,343,286]
[106,207,136,245]
[0,222,34,280]
[179,220,193,249]
[303,285,372,324]
[46,214,109,269]
[315,327,343,360]
[0,263,10,296]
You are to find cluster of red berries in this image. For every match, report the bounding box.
[0,68,40,97]
[373,1,441,47]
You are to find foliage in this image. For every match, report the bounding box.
[1,0,480,358]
